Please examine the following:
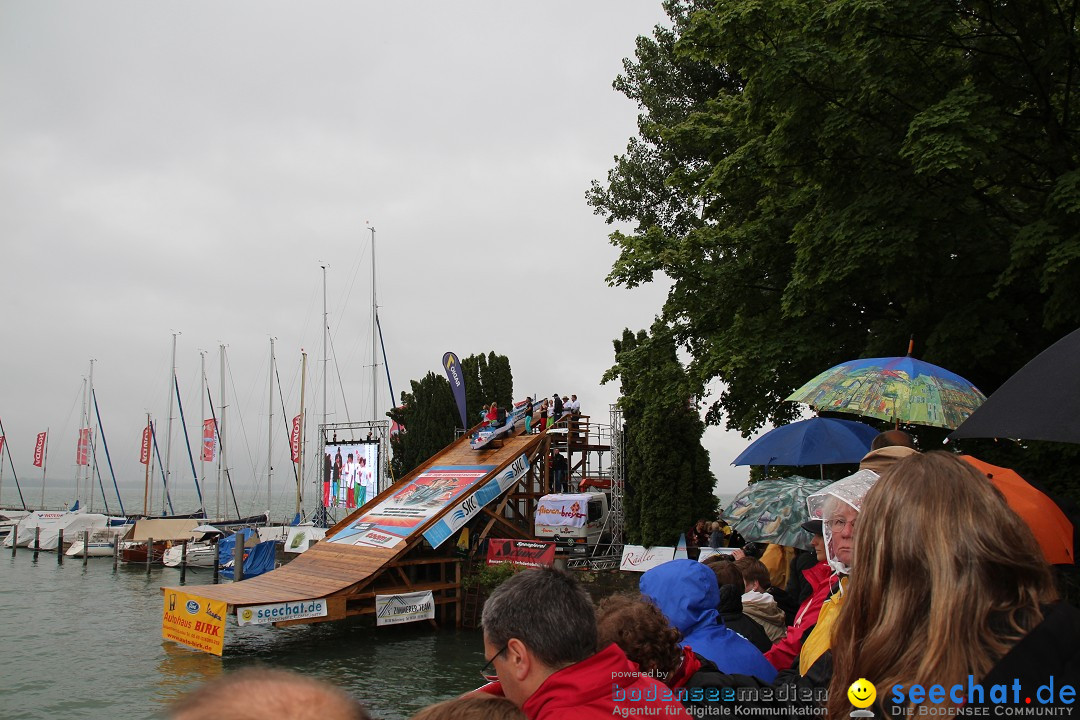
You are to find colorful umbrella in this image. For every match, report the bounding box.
[732,417,879,467]
[960,455,1074,565]
[950,327,1080,444]
[786,356,986,429]
[725,476,833,550]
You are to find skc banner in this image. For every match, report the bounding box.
[139,425,152,465]
[290,414,302,463]
[376,590,435,626]
[423,454,530,549]
[33,431,47,468]
[76,428,91,466]
[201,419,217,462]
[486,539,556,569]
[442,352,468,430]
[162,589,227,656]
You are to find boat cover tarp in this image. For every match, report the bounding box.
[124,518,202,542]
[220,539,277,580]
[217,527,258,566]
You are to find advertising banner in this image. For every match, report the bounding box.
[486,539,556,568]
[423,454,530,549]
[619,545,676,573]
[33,431,47,467]
[323,441,379,510]
[76,428,90,466]
[442,352,468,430]
[284,526,326,554]
[376,590,435,626]
[0,435,5,455]
[140,425,152,465]
[201,419,217,462]
[162,590,227,656]
[535,493,590,528]
[236,598,328,626]
[329,464,494,548]
[289,414,302,463]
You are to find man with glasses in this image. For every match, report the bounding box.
[478,567,691,719]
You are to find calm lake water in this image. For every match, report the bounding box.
[0,486,488,720]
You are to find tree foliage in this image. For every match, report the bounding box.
[461,352,514,424]
[588,0,1080,439]
[605,322,718,546]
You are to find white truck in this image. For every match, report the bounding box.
[533,492,612,558]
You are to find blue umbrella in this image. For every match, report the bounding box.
[731,417,879,467]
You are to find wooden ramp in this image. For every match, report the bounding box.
[165,428,545,629]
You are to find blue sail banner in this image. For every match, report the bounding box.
[442,351,468,430]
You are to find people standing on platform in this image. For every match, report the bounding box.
[550,394,563,424]
[567,394,580,416]
[524,397,534,434]
[538,399,549,432]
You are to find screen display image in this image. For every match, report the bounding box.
[323,441,380,510]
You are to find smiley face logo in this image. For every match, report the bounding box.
[848,678,876,709]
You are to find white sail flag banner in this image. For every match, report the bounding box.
[423,454,530,549]
[619,545,676,572]
[375,590,435,626]
[236,598,328,626]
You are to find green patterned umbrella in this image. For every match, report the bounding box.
[786,356,986,429]
[724,476,833,550]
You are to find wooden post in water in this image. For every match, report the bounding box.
[10,529,16,557]
[113,536,119,571]
[146,538,153,575]
[57,528,63,564]
[83,529,90,566]
[34,526,40,557]
[234,532,245,582]
[212,537,220,584]
[180,539,188,584]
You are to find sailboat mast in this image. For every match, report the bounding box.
[164,332,178,515]
[297,350,307,518]
[268,338,275,523]
[218,344,226,521]
[370,226,377,422]
[40,427,49,508]
[321,264,327,443]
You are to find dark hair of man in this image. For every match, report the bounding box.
[870,429,917,450]
[480,567,597,669]
[709,558,744,589]
[733,557,771,588]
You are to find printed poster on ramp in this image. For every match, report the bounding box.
[328,465,495,549]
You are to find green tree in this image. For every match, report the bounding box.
[388,372,459,478]
[588,0,1080,440]
[605,322,718,546]
[460,352,514,423]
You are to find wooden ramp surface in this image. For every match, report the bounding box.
[168,432,541,608]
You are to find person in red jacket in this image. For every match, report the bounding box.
[763,519,834,671]
[478,567,692,720]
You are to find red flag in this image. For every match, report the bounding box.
[290,414,302,463]
[139,425,151,465]
[201,419,217,462]
[76,428,91,466]
[0,435,5,455]
[33,431,47,467]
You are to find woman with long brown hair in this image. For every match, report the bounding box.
[828,452,1078,718]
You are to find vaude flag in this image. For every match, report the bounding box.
[442,352,468,430]
[201,419,217,462]
[33,431,47,467]
[76,428,91,466]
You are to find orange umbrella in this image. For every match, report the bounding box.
[960,455,1074,565]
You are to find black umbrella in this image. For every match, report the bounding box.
[950,327,1080,444]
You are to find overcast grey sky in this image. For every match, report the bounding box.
[0,1,764,513]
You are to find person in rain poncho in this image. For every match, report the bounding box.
[777,469,880,687]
